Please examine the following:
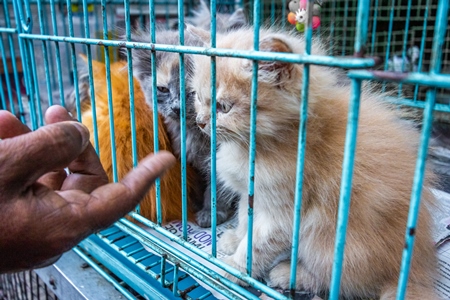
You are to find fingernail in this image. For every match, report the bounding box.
[73,122,90,150]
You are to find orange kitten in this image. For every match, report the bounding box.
[78,58,202,224]
[191,27,439,299]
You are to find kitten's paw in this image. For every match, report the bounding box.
[221,256,249,287]
[266,262,291,289]
[218,230,241,255]
[195,208,230,228]
[195,208,212,228]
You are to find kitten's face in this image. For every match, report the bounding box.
[192,30,302,144]
[131,30,201,125]
[193,56,252,142]
[152,54,197,125]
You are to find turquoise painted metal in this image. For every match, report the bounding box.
[413,0,430,102]
[329,0,370,298]
[123,0,140,214]
[81,0,100,154]
[209,0,218,258]
[147,0,163,225]
[17,34,380,68]
[246,0,262,278]
[289,0,313,296]
[381,0,395,93]
[72,247,137,300]
[49,0,66,109]
[36,0,53,106]
[177,0,188,241]
[100,0,118,183]
[2,0,449,299]
[396,0,449,299]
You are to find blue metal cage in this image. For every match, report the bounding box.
[1,0,450,299]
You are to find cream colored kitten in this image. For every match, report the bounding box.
[191,27,439,299]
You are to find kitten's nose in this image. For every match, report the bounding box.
[197,122,206,129]
[171,106,180,116]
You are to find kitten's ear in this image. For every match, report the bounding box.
[131,48,152,83]
[186,24,210,44]
[127,30,154,83]
[227,8,247,31]
[255,37,295,85]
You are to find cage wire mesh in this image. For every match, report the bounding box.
[1,0,450,299]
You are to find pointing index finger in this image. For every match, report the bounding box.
[85,151,176,230]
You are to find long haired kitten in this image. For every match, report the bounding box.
[131,29,240,227]
[76,58,203,223]
[191,27,438,299]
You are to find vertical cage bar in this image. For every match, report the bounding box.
[43,11,57,93]
[28,41,44,127]
[49,0,66,107]
[59,0,73,84]
[353,0,369,55]
[413,0,430,102]
[395,90,436,300]
[329,79,362,300]
[3,0,25,122]
[160,255,167,287]
[101,0,118,183]
[246,0,261,277]
[124,0,138,169]
[36,0,54,106]
[382,0,395,93]
[124,0,139,213]
[0,61,6,110]
[369,0,379,57]
[397,0,412,97]
[178,0,188,240]
[341,0,349,55]
[81,0,99,154]
[329,1,369,297]
[16,0,40,127]
[13,0,37,129]
[210,0,218,258]
[66,0,82,121]
[396,0,448,298]
[172,264,179,296]
[149,0,162,225]
[0,34,15,114]
[109,4,117,62]
[288,0,314,296]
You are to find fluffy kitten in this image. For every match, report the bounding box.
[191,27,438,299]
[77,58,203,223]
[188,0,247,32]
[131,29,239,227]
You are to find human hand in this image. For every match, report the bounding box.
[0,106,175,273]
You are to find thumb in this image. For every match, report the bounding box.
[0,121,90,195]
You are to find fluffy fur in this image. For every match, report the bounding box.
[131,29,239,227]
[188,0,247,32]
[78,58,203,223]
[191,27,439,299]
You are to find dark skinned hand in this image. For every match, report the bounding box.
[0,105,175,273]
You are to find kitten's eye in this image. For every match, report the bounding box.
[157,86,169,93]
[217,102,234,114]
[187,90,196,98]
